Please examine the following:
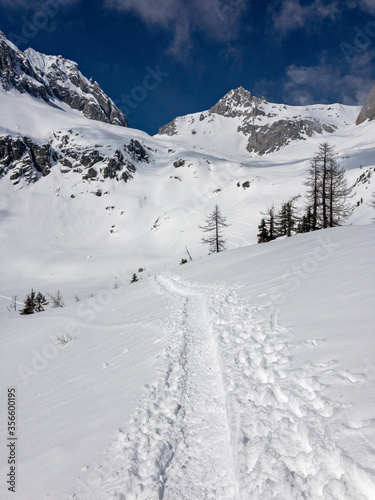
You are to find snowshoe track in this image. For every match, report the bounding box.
[71,273,375,500]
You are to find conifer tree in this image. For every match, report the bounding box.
[20,290,36,315]
[304,142,353,229]
[298,206,313,233]
[326,158,353,226]
[304,158,320,230]
[200,205,229,253]
[257,218,269,243]
[276,197,299,237]
[20,290,49,314]
[130,273,138,283]
[35,292,49,312]
[261,205,276,241]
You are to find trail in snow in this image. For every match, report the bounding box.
[70,274,375,500]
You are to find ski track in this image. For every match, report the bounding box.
[70,274,375,500]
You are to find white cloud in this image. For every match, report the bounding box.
[271,0,338,37]
[104,0,248,58]
[283,51,375,105]
[359,0,375,13]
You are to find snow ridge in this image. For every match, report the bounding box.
[71,274,375,499]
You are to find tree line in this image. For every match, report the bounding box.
[257,142,354,243]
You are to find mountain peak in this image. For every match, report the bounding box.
[209,87,266,118]
[0,32,128,127]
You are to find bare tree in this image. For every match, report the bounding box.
[200,205,230,253]
[304,142,353,228]
[326,159,353,226]
[7,295,18,312]
[277,196,300,237]
[261,205,277,241]
[47,290,65,308]
[304,158,320,230]
[314,142,333,228]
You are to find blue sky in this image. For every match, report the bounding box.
[1,0,374,134]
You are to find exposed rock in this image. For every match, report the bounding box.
[0,136,52,183]
[242,119,337,156]
[209,86,266,118]
[356,84,375,125]
[54,133,137,183]
[0,130,142,185]
[173,159,186,168]
[126,139,149,162]
[158,119,178,136]
[0,31,128,127]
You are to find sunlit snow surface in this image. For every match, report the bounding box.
[0,86,374,499]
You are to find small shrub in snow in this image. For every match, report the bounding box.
[47,290,65,308]
[56,334,76,346]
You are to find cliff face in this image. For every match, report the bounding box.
[0,132,152,185]
[0,31,128,127]
[356,85,375,125]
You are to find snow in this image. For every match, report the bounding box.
[0,78,375,498]
[0,222,374,499]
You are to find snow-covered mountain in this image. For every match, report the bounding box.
[0,32,374,252]
[0,32,375,500]
[158,86,359,155]
[0,31,128,127]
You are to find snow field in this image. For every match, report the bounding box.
[71,270,375,499]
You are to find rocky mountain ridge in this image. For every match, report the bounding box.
[158,87,360,156]
[0,31,128,127]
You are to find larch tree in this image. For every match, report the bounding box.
[304,158,320,231]
[277,196,300,237]
[200,204,230,253]
[304,142,353,229]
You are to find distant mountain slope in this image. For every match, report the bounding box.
[356,84,375,125]
[0,31,128,127]
[0,32,373,262]
[158,87,360,156]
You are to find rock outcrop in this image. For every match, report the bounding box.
[0,31,128,127]
[0,132,152,185]
[356,84,375,125]
[0,136,54,184]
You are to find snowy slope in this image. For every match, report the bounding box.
[0,226,374,499]
[1,35,375,500]
[1,81,374,279]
